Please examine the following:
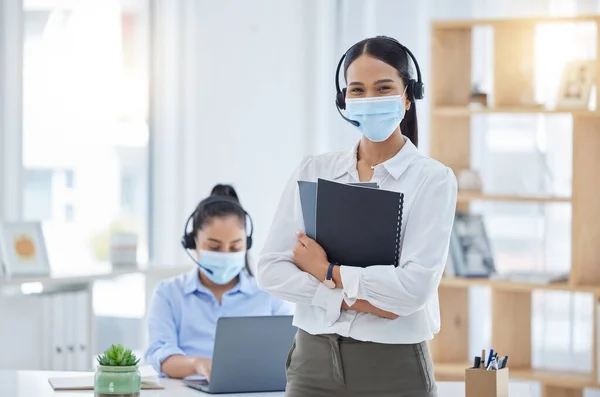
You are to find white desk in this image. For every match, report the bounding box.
[0,370,533,396]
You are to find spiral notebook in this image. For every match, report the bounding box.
[298,180,378,239]
[315,178,404,267]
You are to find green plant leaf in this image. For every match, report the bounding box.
[96,344,139,367]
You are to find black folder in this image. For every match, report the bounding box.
[315,178,404,267]
[298,180,378,240]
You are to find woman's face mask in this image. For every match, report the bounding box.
[196,250,246,285]
[345,91,407,143]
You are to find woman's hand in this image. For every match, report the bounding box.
[342,299,399,320]
[193,357,212,380]
[293,231,329,281]
[161,355,212,379]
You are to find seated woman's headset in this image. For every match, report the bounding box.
[181,196,254,252]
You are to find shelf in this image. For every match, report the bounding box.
[433,15,600,29]
[432,106,599,117]
[440,277,600,295]
[457,192,571,204]
[0,265,191,289]
[434,362,598,388]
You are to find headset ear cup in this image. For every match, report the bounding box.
[246,236,253,250]
[413,80,425,100]
[336,88,347,110]
[181,233,196,250]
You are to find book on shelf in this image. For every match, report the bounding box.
[48,375,164,390]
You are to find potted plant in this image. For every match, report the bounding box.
[94,344,141,397]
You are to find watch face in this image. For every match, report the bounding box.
[323,279,336,289]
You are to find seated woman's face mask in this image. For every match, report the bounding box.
[345,89,407,142]
[197,250,246,284]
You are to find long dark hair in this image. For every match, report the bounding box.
[192,184,253,276]
[343,36,419,147]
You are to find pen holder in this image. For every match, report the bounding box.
[465,367,509,397]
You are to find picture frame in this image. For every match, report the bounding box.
[448,213,496,278]
[0,221,51,278]
[556,60,595,109]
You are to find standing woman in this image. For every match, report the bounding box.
[257,36,457,397]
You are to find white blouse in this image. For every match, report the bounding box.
[257,137,457,344]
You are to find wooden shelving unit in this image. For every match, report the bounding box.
[429,15,600,397]
[456,192,571,204]
[440,277,600,296]
[433,106,599,116]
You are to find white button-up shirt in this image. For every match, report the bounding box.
[257,137,457,344]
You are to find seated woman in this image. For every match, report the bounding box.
[144,184,293,379]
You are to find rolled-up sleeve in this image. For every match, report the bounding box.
[340,166,457,316]
[144,283,185,375]
[257,156,344,324]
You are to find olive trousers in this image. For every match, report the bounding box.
[285,329,437,397]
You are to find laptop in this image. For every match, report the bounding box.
[182,315,296,394]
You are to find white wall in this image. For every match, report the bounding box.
[150,0,338,265]
[188,0,313,257]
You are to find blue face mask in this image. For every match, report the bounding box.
[196,250,246,285]
[345,94,406,142]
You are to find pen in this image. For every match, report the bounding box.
[481,349,486,368]
[487,349,495,367]
[486,356,498,370]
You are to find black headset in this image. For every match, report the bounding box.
[335,36,425,127]
[181,196,254,252]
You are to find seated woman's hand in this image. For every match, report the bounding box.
[293,231,329,281]
[193,357,212,380]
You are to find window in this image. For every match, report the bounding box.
[65,169,75,189]
[22,0,150,274]
[64,204,75,223]
[23,169,53,221]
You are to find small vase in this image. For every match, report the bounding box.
[94,365,141,397]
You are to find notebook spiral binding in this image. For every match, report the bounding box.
[394,194,404,267]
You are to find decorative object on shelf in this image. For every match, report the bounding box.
[90,214,139,262]
[469,83,488,108]
[556,59,595,109]
[0,221,50,278]
[457,169,483,192]
[109,232,139,269]
[447,213,496,278]
[94,344,141,397]
[518,103,545,110]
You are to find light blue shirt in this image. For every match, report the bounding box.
[144,268,294,376]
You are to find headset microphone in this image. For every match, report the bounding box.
[183,249,214,275]
[336,105,360,127]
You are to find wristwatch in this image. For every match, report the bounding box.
[323,262,337,289]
